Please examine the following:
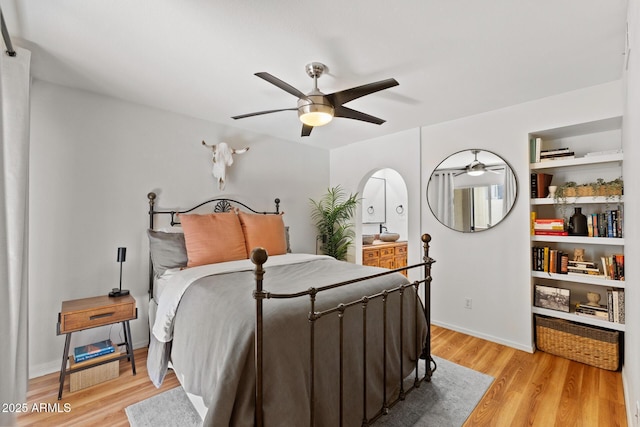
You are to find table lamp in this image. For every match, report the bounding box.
[109,247,130,297]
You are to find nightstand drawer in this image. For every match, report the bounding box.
[59,295,136,334]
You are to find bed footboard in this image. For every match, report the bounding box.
[251,234,435,427]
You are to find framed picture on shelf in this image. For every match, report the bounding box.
[534,284,570,313]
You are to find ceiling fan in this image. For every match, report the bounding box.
[455,150,501,177]
[231,62,399,137]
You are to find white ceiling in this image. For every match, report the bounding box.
[1,0,628,150]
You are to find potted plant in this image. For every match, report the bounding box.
[310,186,359,261]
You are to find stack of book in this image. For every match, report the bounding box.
[575,302,608,320]
[539,147,575,162]
[607,289,625,323]
[533,218,567,236]
[567,260,601,276]
[74,339,115,362]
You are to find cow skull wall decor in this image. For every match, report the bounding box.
[201,140,249,190]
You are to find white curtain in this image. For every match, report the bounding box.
[0,46,31,427]
[503,165,517,216]
[434,171,456,228]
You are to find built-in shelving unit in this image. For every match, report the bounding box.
[529,116,625,334]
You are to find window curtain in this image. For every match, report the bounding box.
[434,171,456,228]
[0,46,31,427]
[502,165,517,216]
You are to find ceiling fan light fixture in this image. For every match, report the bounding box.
[466,168,485,177]
[466,150,486,176]
[298,102,334,127]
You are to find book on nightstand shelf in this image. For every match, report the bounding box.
[74,339,115,362]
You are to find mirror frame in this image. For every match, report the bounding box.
[426,149,518,233]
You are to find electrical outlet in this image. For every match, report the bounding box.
[464,298,472,309]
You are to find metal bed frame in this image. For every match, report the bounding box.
[147,192,436,426]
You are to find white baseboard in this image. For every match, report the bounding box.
[432,320,535,354]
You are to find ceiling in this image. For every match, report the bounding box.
[1,1,628,150]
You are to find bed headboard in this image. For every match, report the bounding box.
[146,191,281,299]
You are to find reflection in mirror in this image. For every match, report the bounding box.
[362,177,386,224]
[427,149,517,232]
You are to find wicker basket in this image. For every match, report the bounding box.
[563,186,623,197]
[535,315,620,371]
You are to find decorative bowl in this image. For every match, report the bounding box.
[379,232,400,242]
[362,234,375,245]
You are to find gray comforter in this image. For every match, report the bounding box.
[149,256,428,426]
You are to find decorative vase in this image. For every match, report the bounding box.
[569,207,588,236]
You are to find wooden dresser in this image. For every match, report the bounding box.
[362,241,408,276]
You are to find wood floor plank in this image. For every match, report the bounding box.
[16,325,627,426]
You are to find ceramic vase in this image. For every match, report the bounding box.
[569,207,588,236]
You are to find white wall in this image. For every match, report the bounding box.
[622,2,639,424]
[330,128,422,280]
[29,81,329,377]
[420,81,623,352]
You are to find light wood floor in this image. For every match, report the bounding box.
[17,325,627,426]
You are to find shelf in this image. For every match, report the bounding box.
[531,196,624,205]
[531,271,625,288]
[530,153,623,171]
[531,235,624,245]
[532,306,625,332]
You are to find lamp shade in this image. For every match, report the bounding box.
[117,247,127,262]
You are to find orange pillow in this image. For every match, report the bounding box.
[238,212,287,256]
[179,212,247,267]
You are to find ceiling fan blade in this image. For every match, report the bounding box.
[334,105,385,125]
[301,123,313,137]
[231,108,297,120]
[255,72,309,100]
[328,78,399,106]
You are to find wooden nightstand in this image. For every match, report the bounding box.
[57,294,137,399]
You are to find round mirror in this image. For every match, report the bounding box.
[427,149,517,232]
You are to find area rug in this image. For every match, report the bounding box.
[126,356,493,427]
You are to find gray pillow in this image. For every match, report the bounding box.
[147,229,188,277]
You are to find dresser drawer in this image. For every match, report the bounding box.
[380,247,395,257]
[394,244,407,256]
[59,295,136,334]
[363,248,380,260]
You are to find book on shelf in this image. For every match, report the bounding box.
[584,148,622,157]
[530,173,553,198]
[601,254,625,281]
[575,302,609,319]
[530,137,542,163]
[540,147,570,155]
[74,339,115,363]
[534,230,568,236]
[588,210,623,238]
[534,218,564,231]
[607,289,625,323]
[531,246,568,274]
[530,211,536,235]
[539,147,575,159]
[540,153,575,162]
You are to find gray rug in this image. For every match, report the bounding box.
[126,356,493,427]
